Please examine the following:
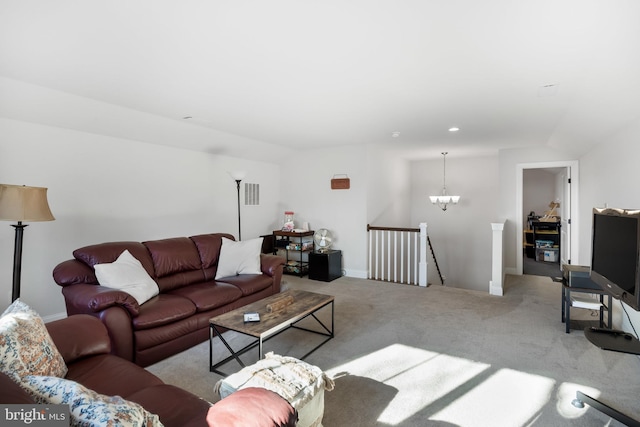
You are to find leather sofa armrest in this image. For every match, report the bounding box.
[207,387,297,427]
[0,372,35,403]
[260,254,286,277]
[62,283,140,317]
[46,315,111,364]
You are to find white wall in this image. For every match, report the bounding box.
[277,144,369,277]
[366,145,411,227]
[0,118,281,319]
[411,154,499,291]
[579,117,640,331]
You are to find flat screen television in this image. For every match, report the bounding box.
[590,207,640,311]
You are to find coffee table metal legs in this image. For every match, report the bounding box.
[210,325,251,375]
[292,302,334,360]
[209,300,334,376]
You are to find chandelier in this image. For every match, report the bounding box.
[429,152,460,211]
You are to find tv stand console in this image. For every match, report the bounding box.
[572,327,640,427]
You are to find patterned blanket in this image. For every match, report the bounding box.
[215,352,334,409]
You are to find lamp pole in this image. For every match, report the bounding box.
[11,221,27,301]
[227,172,246,241]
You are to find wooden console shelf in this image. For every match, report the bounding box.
[273,230,315,277]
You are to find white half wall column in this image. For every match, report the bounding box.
[490,222,506,296]
[419,222,428,287]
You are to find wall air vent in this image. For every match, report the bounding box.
[244,183,259,205]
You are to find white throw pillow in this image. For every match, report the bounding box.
[22,375,163,427]
[0,300,68,383]
[94,250,159,305]
[214,237,263,280]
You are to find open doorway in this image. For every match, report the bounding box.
[516,161,579,278]
[522,168,563,277]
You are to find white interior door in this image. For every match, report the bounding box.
[560,167,571,265]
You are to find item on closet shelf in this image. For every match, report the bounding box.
[536,240,555,248]
[540,201,560,222]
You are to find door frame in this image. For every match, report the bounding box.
[516,160,580,275]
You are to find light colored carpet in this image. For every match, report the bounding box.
[147,274,640,426]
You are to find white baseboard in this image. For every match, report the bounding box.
[505,267,518,276]
[489,280,504,296]
[344,269,368,279]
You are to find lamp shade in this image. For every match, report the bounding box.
[0,184,55,222]
[228,171,247,181]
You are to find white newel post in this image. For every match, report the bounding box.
[419,222,428,287]
[490,222,505,296]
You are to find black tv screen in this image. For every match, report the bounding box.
[590,208,640,311]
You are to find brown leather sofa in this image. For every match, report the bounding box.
[53,233,285,367]
[0,315,297,427]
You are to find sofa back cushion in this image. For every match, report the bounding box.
[143,237,205,293]
[190,233,235,281]
[74,242,155,278]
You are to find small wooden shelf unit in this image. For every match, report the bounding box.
[273,230,315,276]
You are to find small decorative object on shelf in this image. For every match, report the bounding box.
[283,211,295,231]
[286,241,314,251]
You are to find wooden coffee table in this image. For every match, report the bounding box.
[209,289,334,375]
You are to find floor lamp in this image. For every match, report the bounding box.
[228,172,246,241]
[0,184,55,302]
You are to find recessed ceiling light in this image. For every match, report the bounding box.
[449,127,460,132]
[392,131,401,138]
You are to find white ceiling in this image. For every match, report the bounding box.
[2,0,640,159]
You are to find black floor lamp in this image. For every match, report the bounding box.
[0,184,55,302]
[228,172,246,241]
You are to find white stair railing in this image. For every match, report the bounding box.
[367,223,428,286]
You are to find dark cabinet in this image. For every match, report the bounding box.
[309,250,342,282]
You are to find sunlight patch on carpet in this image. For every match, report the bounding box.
[326,343,491,425]
[430,368,555,426]
[325,343,601,426]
